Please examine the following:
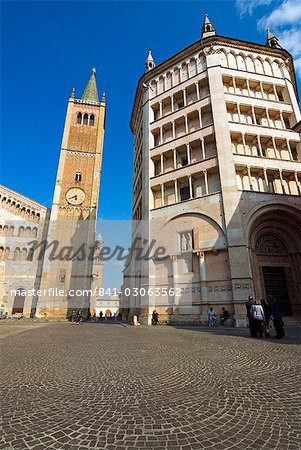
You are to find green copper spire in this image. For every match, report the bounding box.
[80,67,99,103]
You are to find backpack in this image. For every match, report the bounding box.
[251,305,264,320]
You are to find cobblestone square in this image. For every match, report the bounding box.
[1,323,301,449]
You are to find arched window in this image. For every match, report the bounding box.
[13,247,20,261]
[4,247,10,260]
[89,114,95,126]
[18,226,24,237]
[77,112,82,124]
[28,248,34,262]
[32,227,38,238]
[83,113,89,125]
[0,246,4,260]
[75,172,82,182]
[25,226,31,237]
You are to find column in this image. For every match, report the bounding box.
[279,169,285,194]
[185,115,188,134]
[198,252,207,303]
[287,139,293,161]
[266,108,272,128]
[237,104,242,123]
[260,81,264,99]
[183,89,187,107]
[263,168,269,192]
[233,77,237,95]
[246,79,251,97]
[257,135,263,157]
[280,112,286,129]
[195,82,200,101]
[188,175,193,199]
[251,106,256,125]
[159,101,163,118]
[174,180,178,202]
[203,170,209,195]
[170,70,174,88]
[160,127,163,145]
[198,109,203,129]
[201,138,206,160]
[161,184,164,207]
[247,166,252,190]
[178,67,182,83]
[172,121,176,139]
[272,137,279,159]
[173,148,177,169]
[186,143,191,165]
[273,84,278,101]
[294,171,301,195]
[160,153,164,174]
[171,95,174,113]
[242,133,247,155]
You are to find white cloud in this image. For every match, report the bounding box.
[257,0,301,29]
[235,0,274,17]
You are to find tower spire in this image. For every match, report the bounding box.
[265,28,282,49]
[201,13,216,39]
[145,50,155,72]
[80,67,99,103]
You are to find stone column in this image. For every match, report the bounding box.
[172,121,176,139]
[247,166,252,190]
[242,133,246,155]
[188,175,193,199]
[294,171,301,195]
[161,184,164,207]
[257,135,263,157]
[185,115,189,134]
[186,143,191,164]
[159,101,163,119]
[160,153,164,174]
[174,180,178,202]
[286,139,293,161]
[203,170,209,195]
[246,79,251,97]
[183,89,187,107]
[173,148,177,169]
[198,109,203,128]
[171,95,174,113]
[160,127,163,145]
[201,138,206,160]
[195,82,200,101]
[263,168,269,192]
[280,112,286,129]
[279,169,285,194]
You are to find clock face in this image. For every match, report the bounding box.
[66,188,86,205]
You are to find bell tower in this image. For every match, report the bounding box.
[38,68,106,318]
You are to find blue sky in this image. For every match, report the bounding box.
[1,1,300,220]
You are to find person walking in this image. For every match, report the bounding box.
[152,310,159,325]
[270,297,285,339]
[250,300,265,338]
[77,309,84,325]
[246,295,256,337]
[207,307,217,327]
[261,298,271,338]
[219,307,229,326]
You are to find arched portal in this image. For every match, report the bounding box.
[12,288,26,314]
[249,206,301,316]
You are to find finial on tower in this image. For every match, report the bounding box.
[145,50,155,72]
[265,27,282,48]
[201,13,216,39]
[70,87,75,99]
[92,67,96,74]
[101,92,106,103]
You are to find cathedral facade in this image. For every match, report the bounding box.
[0,69,105,318]
[122,15,301,326]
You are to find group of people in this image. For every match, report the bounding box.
[246,295,285,339]
[207,307,229,327]
[69,309,84,325]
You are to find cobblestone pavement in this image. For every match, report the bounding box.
[1,324,301,450]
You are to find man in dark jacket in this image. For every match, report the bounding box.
[269,297,285,339]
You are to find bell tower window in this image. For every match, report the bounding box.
[83,113,89,125]
[77,112,82,124]
[89,114,95,126]
[75,172,82,182]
